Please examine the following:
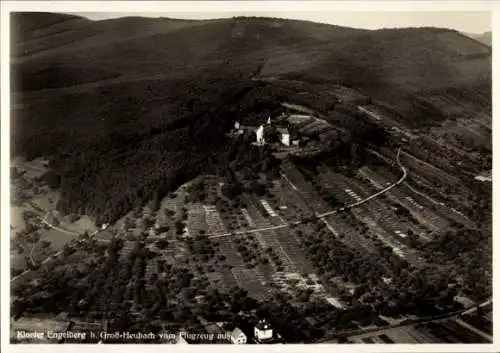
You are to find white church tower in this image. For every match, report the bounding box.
[256,125,265,145]
[267,116,271,125]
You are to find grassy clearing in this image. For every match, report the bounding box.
[11,253,27,271]
[31,191,60,212]
[11,206,27,233]
[95,230,114,241]
[63,215,97,234]
[15,157,49,180]
[40,228,77,251]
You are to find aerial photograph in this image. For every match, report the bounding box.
[7,7,492,346]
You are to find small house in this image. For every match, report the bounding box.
[255,125,265,145]
[230,327,247,344]
[276,127,290,146]
[254,320,273,342]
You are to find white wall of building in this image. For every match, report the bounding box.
[254,327,273,341]
[256,125,265,144]
[281,133,290,146]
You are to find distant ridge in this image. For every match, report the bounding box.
[461,31,492,47]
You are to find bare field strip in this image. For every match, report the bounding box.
[186,202,208,237]
[244,203,297,272]
[362,167,447,232]
[270,180,313,221]
[63,216,98,234]
[232,267,271,301]
[400,152,461,186]
[281,164,331,214]
[327,212,377,253]
[203,205,269,296]
[402,183,474,227]
[273,227,315,274]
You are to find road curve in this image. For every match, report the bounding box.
[210,147,406,238]
[41,212,80,236]
[316,148,406,218]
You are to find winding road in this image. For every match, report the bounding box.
[316,148,406,218]
[210,147,406,238]
[41,212,80,236]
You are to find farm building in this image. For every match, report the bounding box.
[254,320,273,341]
[276,127,290,146]
[255,125,265,145]
[230,327,247,344]
[454,295,475,308]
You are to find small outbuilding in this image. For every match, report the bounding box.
[230,327,247,344]
[254,320,273,342]
[276,127,290,146]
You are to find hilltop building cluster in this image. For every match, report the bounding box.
[233,114,294,147]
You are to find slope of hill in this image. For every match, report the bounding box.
[462,31,492,47]
[477,31,492,46]
[13,16,491,92]
[10,13,491,223]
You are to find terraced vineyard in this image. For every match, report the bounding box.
[267,179,312,222]
[231,267,270,301]
[281,162,331,214]
[367,173,447,235]
[244,202,297,272]
[203,204,271,299]
[325,212,377,253]
[119,240,138,260]
[273,227,316,274]
[186,202,207,237]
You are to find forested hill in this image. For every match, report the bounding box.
[11,13,492,223]
[12,13,491,95]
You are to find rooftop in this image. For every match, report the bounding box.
[255,320,272,331]
[231,327,246,340]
